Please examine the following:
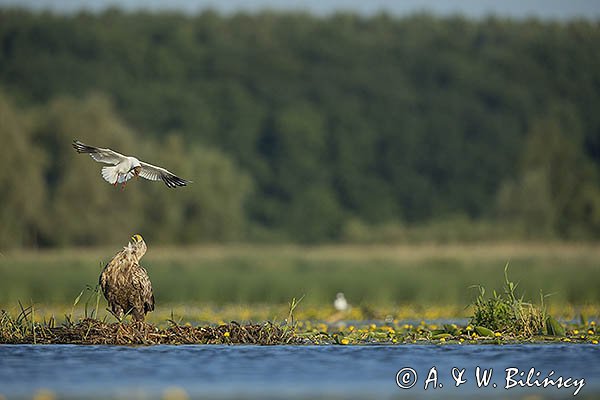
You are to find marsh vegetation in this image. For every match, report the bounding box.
[1,304,597,345]
[1,246,598,345]
[2,243,598,311]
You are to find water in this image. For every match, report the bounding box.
[1,344,599,399]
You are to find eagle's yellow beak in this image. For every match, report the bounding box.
[131,234,143,243]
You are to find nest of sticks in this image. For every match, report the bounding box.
[0,316,301,345]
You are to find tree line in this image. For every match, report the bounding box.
[1,9,600,247]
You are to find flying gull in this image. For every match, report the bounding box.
[72,140,190,188]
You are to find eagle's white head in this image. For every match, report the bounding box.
[125,233,147,261]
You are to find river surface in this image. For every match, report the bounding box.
[0,344,598,399]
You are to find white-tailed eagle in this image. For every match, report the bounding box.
[100,234,154,322]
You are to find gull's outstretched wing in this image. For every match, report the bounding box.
[139,161,190,188]
[72,140,127,165]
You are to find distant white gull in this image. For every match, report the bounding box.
[72,140,190,188]
[334,292,349,312]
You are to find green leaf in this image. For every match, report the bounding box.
[475,326,495,337]
[73,289,85,306]
[546,316,565,337]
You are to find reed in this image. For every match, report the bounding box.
[469,264,568,337]
[1,243,599,308]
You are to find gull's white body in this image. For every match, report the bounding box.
[334,292,349,312]
[73,140,189,188]
[101,156,141,184]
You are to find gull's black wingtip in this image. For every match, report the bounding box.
[72,140,96,154]
[162,175,192,188]
[72,139,84,153]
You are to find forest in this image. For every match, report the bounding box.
[1,9,600,247]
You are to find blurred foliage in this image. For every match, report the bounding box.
[497,115,600,238]
[1,10,600,245]
[0,93,45,247]
[0,92,251,248]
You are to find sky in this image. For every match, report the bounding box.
[1,0,600,20]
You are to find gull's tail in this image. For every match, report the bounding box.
[102,166,134,185]
[101,166,119,185]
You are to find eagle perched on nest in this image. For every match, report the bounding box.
[100,234,155,322]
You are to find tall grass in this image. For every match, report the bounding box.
[470,264,550,336]
[1,243,599,309]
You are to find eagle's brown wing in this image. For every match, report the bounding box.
[131,265,154,313]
